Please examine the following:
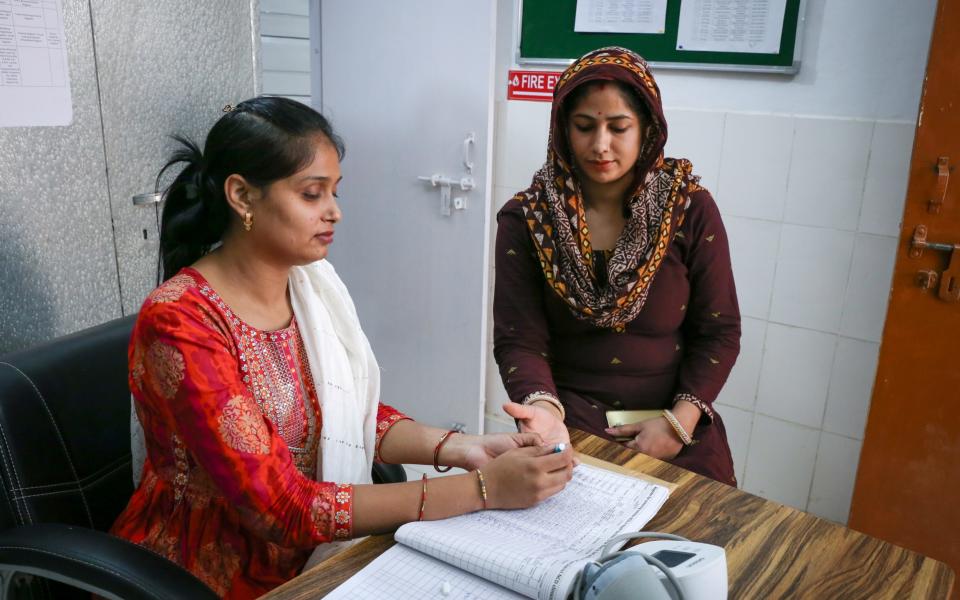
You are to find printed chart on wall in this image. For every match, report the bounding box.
[0,0,72,127]
[676,0,788,54]
[574,0,668,34]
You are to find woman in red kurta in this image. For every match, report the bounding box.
[113,268,410,597]
[496,48,739,484]
[111,97,575,599]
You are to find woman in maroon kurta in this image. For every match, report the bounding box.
[495,47,739,484]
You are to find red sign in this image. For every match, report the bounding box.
[507,69,563,102]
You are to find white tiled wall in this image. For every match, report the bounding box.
[783,118,872,231]
[756,324,836,429]
[723,217,780,320]
[483,98,915,526]
[768,225,855,332]
[716,113,793,222]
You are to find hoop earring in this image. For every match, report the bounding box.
[243,212,253,232]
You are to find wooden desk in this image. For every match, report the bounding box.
[264,430,955,599]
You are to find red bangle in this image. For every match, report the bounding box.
[433,430,458,473]
[418,474,428,521]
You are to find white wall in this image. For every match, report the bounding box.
[485,0,937,525]
[259,0,312,104]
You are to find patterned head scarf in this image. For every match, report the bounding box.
[511,46,702,330]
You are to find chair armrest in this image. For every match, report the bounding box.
[372,462,407,484]
[0,523,217,600]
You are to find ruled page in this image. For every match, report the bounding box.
[324,544,525,599]
[395,463,670,600]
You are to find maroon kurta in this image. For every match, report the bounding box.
[494,188,740,485]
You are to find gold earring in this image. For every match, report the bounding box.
[243,212,253,232]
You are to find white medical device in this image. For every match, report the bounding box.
[570,532,727,600]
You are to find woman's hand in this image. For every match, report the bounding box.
[482,444,574,509]
[605,417,683,460]
[502,402,570,446]
[445,432,544,470]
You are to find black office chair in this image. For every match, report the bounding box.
[0,316,406,599]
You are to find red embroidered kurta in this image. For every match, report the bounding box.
[111,268,409,598]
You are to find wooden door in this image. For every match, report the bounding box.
[849,0,960,589]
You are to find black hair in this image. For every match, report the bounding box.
[157,96,345,280]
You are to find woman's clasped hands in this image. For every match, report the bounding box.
[482,441,574,509]
[438,428,575,509]
[604,417,683,460]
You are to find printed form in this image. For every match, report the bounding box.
[0,0,71,127]
[676,0,788,54]
[574,0,668,35]
[326,463,671,599]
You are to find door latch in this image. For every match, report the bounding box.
[910,224,960,301]
[417,174,475,216]
[916,269,938,290]
[940,250,960,302]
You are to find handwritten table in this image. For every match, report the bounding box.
[262,429,955,599]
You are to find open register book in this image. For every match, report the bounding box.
[325,460,672,599]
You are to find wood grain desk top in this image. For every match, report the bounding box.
[263,430,955,599]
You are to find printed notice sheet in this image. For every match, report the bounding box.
[326,463,671,599]
[676,0,788,54]
[0,0,72,127]
[574,0,668,35]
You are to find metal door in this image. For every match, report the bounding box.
[0,1,257,353]
[0,0,119,354]
[319,1,497,433]
[89,1,257,314]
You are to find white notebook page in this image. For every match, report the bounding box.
[396,463,670,600]
[324,544,525,599]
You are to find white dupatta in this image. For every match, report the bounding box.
[131,259,380,568]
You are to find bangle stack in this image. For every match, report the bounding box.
[475,469,488,510]
[521,391,566,421]
[662,409,697,446]
[433,430,458,473]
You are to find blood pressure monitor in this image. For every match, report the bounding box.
[571,532,727,600]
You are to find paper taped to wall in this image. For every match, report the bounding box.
[0,0,72,127]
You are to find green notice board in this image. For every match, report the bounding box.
[520,0,804,73]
